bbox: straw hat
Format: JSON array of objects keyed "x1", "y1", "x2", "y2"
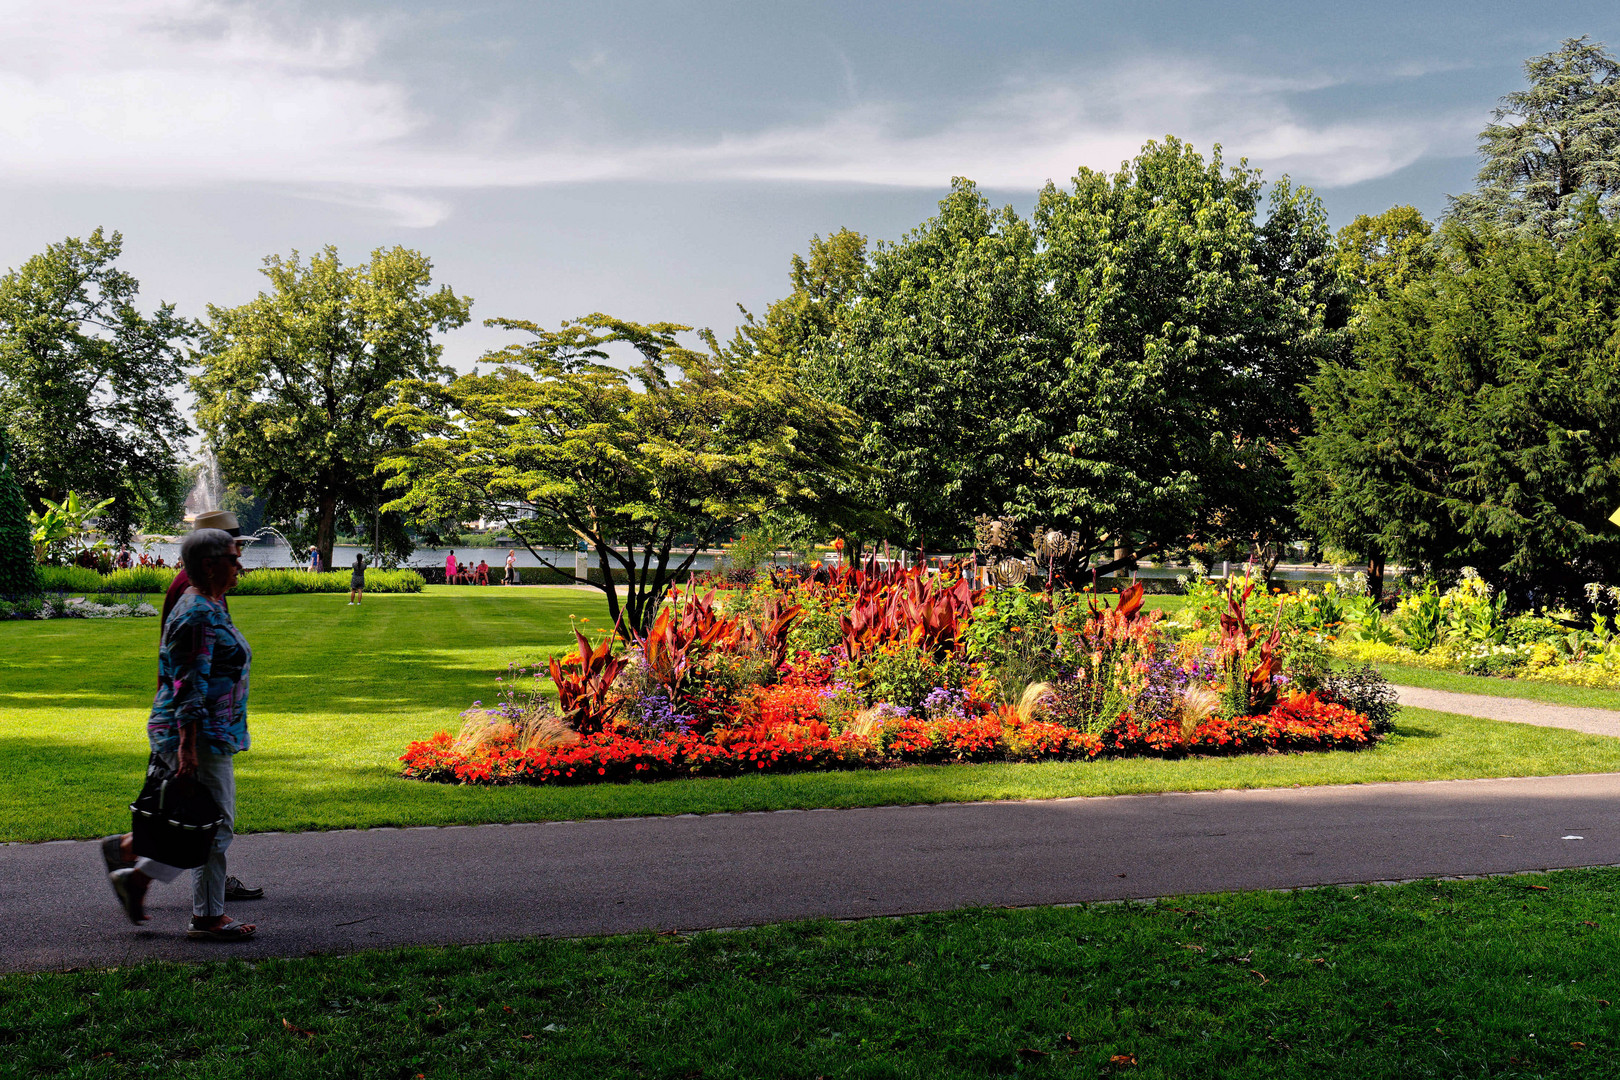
[{"x1": 192, "y1": 510, "x2": 241, "y2": 537}]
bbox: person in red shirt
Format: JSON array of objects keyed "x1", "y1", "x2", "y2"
[{"x1": 161, "y1": 510, "x2": 242, "y2": 628}]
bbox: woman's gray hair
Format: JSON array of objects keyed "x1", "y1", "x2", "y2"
[{"x1": 181, "y1": 528, "x2": 238, "y2": 591}]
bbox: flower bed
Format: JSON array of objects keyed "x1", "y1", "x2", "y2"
[
  {"x1": 401, "y1": 690, "x2": 1371, "y2": 785},
  {"x1": 402, "y1": 562, "x2": 1386, "y2": 787}
]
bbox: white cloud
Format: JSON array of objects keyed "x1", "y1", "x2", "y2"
[{"x1": 0, "y1": 1, "x2": 1481, "y2": 226}]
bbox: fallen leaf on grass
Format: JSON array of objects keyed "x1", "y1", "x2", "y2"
[
  {"x1": 1109, "y1": 1053, "x2": 1137, "y2": 1067},
  {"x1": 1528, "y1": 885, "x2": 1550, "y2": 892},
  {"x1": 1182, "y1": 944, "x2": 1205, "y2": 953},
  {"x1": 1016, "y1": 1048, "x2": 1048, "y2": 1060},
  {"x1": 1599, "y1": 1000, "x2": 1611, "y2": 1007},
  {"x1": 1582, "y1": 921, "x2": 1599, "y2": 927},
  {"x1": 1571, "y1": 1042, "x2": 1586, "y2": 1049},
  {"x1": 1310, "y1": 958, "x2": 1327, "y2": 966},
  {"x1": 281, "y1": 1019, "x2": 316, "y2": 1039},
  {"x1": 1249, "y1": 970, "x2": 1269, "y2": 984}
]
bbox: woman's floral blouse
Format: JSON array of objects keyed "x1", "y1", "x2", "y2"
[{"x1": 148, "y1": 592, "x2": 252, "y2": 754}]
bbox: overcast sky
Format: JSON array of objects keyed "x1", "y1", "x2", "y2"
[{"x1": 2, "y1": 0, "x2": 1616, "y2": 373}]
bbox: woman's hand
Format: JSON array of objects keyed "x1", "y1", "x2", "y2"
[{"x1": 177, "y1": 728, "x2": 199, "y2": 778}]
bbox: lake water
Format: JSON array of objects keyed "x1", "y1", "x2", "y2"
[{"x1": 134, "y1": 541, "x2": 723, "y2": 573}]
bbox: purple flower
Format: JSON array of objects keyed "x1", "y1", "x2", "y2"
[
  {"x1": 921, "y1": 686, "x2": 970, "y2": 721},
  {"x1": 633, "y1": 689, "x2": 696, "y2": 733}
]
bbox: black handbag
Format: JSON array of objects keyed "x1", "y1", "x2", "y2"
[{"x1": 130, "y1": 754, "x2": 224, "y2": 870}]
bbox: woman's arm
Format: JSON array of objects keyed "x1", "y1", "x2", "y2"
[{"x1": 165, "y1": 615, "x2": 217, "y2": 777}]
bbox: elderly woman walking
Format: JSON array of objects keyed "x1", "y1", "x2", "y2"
[{"x1": 104, "y1": 528, "x2": 258, "y2": 940}]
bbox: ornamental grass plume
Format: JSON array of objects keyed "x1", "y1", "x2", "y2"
[
  {"x1": 1017, "y1": 681, "x2": 1056, "y2": 724},
  {"x1": 1177, "y1": 683, "x2": 1221, "y2": 742},
  {"x1": 454, "y1": 703, "x2": 579, "y2": 755}
]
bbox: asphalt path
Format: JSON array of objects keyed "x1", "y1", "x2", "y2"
[{"x1": 6, "y1": 772, "x2": 1620, "y2": 974}]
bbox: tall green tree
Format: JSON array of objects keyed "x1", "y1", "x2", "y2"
[
  {"x1": 1295, "y1": 210, "x2": 1620, "y2": 604},
  {"x1": 790, "y1": 141, "x2": 1344, "y2": 567},
  {"x1": 1451, "y1": 36, "x2": 1620, "y2": 243},
  {"x1": 1035, "y1": 139, "x2": 1345, "y2": 571},
  {"x1": 810, "y1": 179, "x2": 1052, "y2": 552},
  {"x1": 194, "y1": 246, "x2": 472, "y2": 570},
  {"x1": 0, "y1": 228, "x2": 193, "y2": 520},
  {"x1": 1299, "y1": 204, "x2": 1436, "y2": 593},
  {"x1": 379, "y1": 314, "x2": 863, "y2": 634},
  {"x1": 726, "y1": 229, "x2": 892, "y2": 564},
  {"x1": 1335, "y1": 205, "x2": 1436, "y2": 323}
]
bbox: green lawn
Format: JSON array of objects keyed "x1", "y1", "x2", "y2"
[
  {"x1": 1376, "y1": 663, "x2": 1620, "y2": 710},
  {"x1": 7, "y1": 588, "x2": 1620, "y2": 843},
  {"x1": 6, "y1": 870, "x2": 1620, "y2": 1078}
]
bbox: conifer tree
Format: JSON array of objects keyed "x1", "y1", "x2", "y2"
[{"x1": 0, "y1": 433, "x2": 40, "y2": 597}]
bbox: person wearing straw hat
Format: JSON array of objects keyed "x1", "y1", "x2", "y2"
[
  {"x1": 124, "y1": 510, "x2": 264, "y2": 906},
  {"x1": 103, "y1": 528, "x2": 261, "y2": 939},
  {"x1": 160, "y1": 510, "x2": 241, "y2": 628}
]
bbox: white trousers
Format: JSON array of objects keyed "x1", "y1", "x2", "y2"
[{"x1": 134, "y1": 749, "x2": 236, "y2": 917}]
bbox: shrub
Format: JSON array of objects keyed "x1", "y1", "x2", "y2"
[
  {"x1": 31, "y1": 565, "x2": 423, "y2": 596},
  {"x1": 1317, "y1": 663, "x2": 1399, "y2": 735},
  {"x1": 37, "y1": 565, "x2": 104, "y2": 593},
  {"x1": 232, "y1": 568, "x2": 424, "y2": 595},
  {"x1": 102, "y1": 566, "x2": 177, "y2": 593}
]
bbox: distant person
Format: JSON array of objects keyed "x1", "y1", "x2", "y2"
[
  {"x1": 307, "y1": 547, "x2": 321, "y2": 574},
  {"x1": 103, "y1": 528, "x2": 260, "y2": 940},
  {"x1": 476, "y1": 559, "x2": 490, "y2": 586},
  {"x1": 349, "y1": 552, "x2": 366, "y2": 606},
  {"x1": 445, "y1": 549, "x2": 458, "y2": 585},
  {"x1": 503, "y1": 550, "x2": 518, "y2": 585}
]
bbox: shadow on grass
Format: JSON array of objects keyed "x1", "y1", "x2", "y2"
[{"x1": 0, "y1": 738, "x2": 149, "y2": 843}]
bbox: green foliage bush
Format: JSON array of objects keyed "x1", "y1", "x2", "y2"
[
  {"x1": 1318, "y1": 663, "x2": 1399, "y2": 735},
  {"x1": 233, "y1": 569, "x2": 424, "y2": 595},
  {"x1": 37, "y1": 565, "x2": 104, "y2": 593},
  {"x1": 102, "y1": 566, "x2": 177, "y2": 593},
  {"x1": 36, "y1": 565, "x2": 424, "y2": 595}
]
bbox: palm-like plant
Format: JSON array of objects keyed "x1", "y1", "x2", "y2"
[{"x1": 28, "y1": 491, "x2": 115, "y2": 564}]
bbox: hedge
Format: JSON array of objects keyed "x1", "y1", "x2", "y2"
[{"x1": 35, "y1": 566, "x2": 424, "y2": 596}]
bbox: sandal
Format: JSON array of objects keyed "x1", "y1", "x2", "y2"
[
  {"x1": 100, "y1": 835, "x2": 133, "y2": 876},
  {"x1": 187, "y1": 917, "x2": 257, "y2": 941},
  {"x1": 108, "y1": 869, "x2": 149, "y2": 924},
  {"x1": 224, "y1": 876, "x2": 264, "y2": 901}
]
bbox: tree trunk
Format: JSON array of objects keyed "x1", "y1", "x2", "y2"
[
  {"x1": 1367, "y1": 547, "x2": 1386, "y2": 602},
  {"x1": 593, "y1": 539, "x2": 625, "y2": 634},
  {"x1": 315, "y1": 490, "x2": 339, "y2": 574}
]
